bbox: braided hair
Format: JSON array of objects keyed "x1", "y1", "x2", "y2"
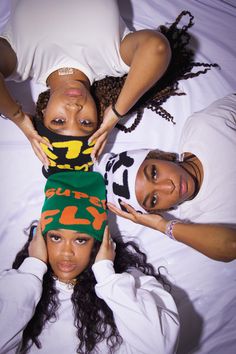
[
  {"x1": 35, "y1": 11, "x2": 218, "y2": 133},
  {"x1": 14, "y1": 224, "x2": 165, "y2": 353}
]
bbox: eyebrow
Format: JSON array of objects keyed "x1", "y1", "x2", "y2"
[{"x1": 142, "y1": 165, "x2": 150, "y2": 208}]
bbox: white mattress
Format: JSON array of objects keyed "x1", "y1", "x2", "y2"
[{"x1": 0, "y1": 1, "x2": 236, "y2": 353}]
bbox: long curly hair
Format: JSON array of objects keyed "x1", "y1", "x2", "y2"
[
  {"x1": 35, "y1": 11, "x2": 218, "y2": 134},
  {"x1": 13, "y1": 224, "x2": 165, "y2": 354}
]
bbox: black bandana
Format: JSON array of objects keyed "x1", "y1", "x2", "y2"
[{"x1": 34, "y1": 119, "x2": 94, "y2": 178}]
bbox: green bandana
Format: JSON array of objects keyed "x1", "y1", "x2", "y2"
[{"x1": 41, "y1": 171, "x2": 107, "y2": 241}]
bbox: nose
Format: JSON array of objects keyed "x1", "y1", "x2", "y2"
[
  {"x1": 61, "y1": 242, "x2": 74, "y2": 257},
  {"x1": 156, "y1": 179, "x2": 175, "y2": 194},
  {"x1": 66, "y1": 102, "x2": 83, "y2": 112}
]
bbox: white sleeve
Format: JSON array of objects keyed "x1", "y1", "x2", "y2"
[
  {"x1": 92, "y1": 260, "x2": 179, "y2": 354},
  {"x1": 0, "y1": 257, "x2": 47, "y2": 353}
]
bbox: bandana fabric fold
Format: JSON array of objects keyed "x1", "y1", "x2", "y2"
[
  {"x1": 34, "y1": 119, "x2": 94, "y2": 178},
  {"x1": 94, "y1": 149, "x2": 151, "y2": 213}
]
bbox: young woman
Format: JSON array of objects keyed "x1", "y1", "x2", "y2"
[
  {"x1": 94, "y1": 94, "x2": 236, "y2": 262},
  {"x1": 0, "y1": 1, "x2": 216, "y2": 167},
  {"x1": 0, "y1": 171, "x2": 179, "y2": 354}
]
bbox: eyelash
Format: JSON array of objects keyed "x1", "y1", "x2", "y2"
[
  {"x1": 51, "y1": 118, "x2": 92, "y2": 127},
  {"x1": 80, "y1": 120, "x2": 92, "y2": 127},
  {"x1": 75, "y1": 238, "x2": 87, "y2": 245},
  {"x1": 51, "y1": 118, "x2": 65, "y2": 125},
  {"x1": 151, "y1": 193, "x2": 158, "y2": 208},
  {"x1": 48, "y1": 234, "x2": 61, "y2": 242},
  {"x1": 151, "y1": 165, "x2": 157, "y2": 180},
  {"x1": 48, "y1": 234, "x2": 88, "y2": 245}
]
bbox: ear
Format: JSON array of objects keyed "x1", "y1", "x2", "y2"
[{"x1": 42, "y1": 108, "x2": 46, "y2": 116}]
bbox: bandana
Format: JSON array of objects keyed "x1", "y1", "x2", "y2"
[
  {"x1": 41, "y1": 171, "x2": 107, "y2": 241},
  {"x1": 94, "y1": 149, "x2": 151, "y2": 213},
  {"x1": 34, "y1": 119, "x2": 94, "y2": 178}
]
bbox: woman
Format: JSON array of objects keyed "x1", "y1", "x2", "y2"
[
  {"x1": 94, "y1": 94, "x2": 236, "y2": 262},
  {"x1": 0, "y1": 1, "x2": 216, "y2": 167},
  {"x1": 0, "y1": 171, "x2": 179, "y2": 354}
]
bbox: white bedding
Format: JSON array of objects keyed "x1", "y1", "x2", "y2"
[{"x1": 0, "y1": 1, "x2": 236, "y2": 353}]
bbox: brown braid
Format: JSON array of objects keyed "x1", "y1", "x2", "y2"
[{"x1": 35, "y1": 11, "x2": 219, "y2": 133}]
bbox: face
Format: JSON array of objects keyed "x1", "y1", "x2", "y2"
[
  {"x1": 43, "y1": 80, "x2": 98, "y2": 136},
  {"x1": 135, "y1": 159, "x2": 196, "y2": 211},
  {"x1": 46, "y1": 229, "x2": 95, "y2": 283}
]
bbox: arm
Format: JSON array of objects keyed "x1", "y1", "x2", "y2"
[
  {"x1": 93, "y1": 226, "x2": 179, "y2": 354},
  {"x1": 0, "y1": 39, "x2": 51, "y2": 165},
  {"x1": 89, "y1": 30, "x2": 171, "y2": 159},
  {"x1": 107, "y1": 202, "x2": 236, "y2": 262},
  {"x1": 0, "y1": 223, "x2": 48, "y2": 353},
  {"x1": 0, "y1": 258, "x2": 47, "y2": 353},
  {"x1": 92, "y1": 262, "x2": 179, "y2": 354}
]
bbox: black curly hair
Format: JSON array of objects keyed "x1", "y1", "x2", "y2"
[
  {"x1": 35, "y1": 11, "x2": 218, "y2": 134},
  {"x1": 13, "y1": 223, "x2": 165, "y2": 353}
]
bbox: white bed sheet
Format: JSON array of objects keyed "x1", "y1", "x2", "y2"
[{"x1": 0, "y1": 1, "x2": 236, "y2": 353}]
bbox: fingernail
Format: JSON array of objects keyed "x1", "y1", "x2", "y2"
[
  {"x1": 49, "y1": 146, "x2": 53, "y2": 151},
  {"x1": 44, "y1": 164, "x2": 48, "y2": 172},
  {"x1": 33, "y1": 228, "x2": 37, "y2": 236}
]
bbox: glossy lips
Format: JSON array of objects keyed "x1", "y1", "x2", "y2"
[
  {"x1": 180, "y1": 176, "x2": 188, "y2": 198},
  {"x1": 57, "y1": 261, "x2": 77, "y2": 273},
  {"x1": 65, "y1": 88, "x2": 82, "y2": 97}
]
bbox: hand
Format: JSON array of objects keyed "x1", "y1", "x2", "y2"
[
  {"x1": 95, "y1": 226, "x2": 116, "y2": 263},
  {"x1": 15, "y1": 112, "x2": 52, "y2": 166},
  {"x1": 107, "y1": 201, "x2": 167, "y2": 233},
  {"x1": 28, "y1": 222, "x2": 48, "y2": 264},
  {"x1": 89, "y1": 105, "x2": 119, "y2": 160}
]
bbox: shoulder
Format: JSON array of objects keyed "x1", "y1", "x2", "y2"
[
  {"x1": 183, "y1": 94, "x2": 236, "y2": 137},
  {"x1": 0, "y1": 38, "x2": 17, "y2": 77}
]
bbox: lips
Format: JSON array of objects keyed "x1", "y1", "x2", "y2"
[
  {"x1": 65, "y1": 88, "x2": 82, "y2": 97},
  {"x1": 180, "y1": 176, "x2": 188, "y2": 198},
  {"x1": 57, "y1": 261, "x2": 77, "y2": 273}
]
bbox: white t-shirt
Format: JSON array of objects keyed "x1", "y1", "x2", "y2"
[
  {"x1": 0, "y1": 257, "x2": 179, "y2": 354},
  {"x1": 1, "y1": 0, "x2": 130, "y2": 85},
  {"x1": 176, "y1": 93, "x2": 236, "y2": 226},
  {"x1": 94, "y1": 94, "x2": 236, "y2": 235}
]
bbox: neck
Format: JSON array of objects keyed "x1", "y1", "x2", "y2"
[
  {"x1": 46, "y1": 68, "x2": 90, "y2": 91},
  {"x1": 181, "y1": 152, "x2": 204, "y2": 199}
]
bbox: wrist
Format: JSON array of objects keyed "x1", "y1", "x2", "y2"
[
  {"x1": 165, "y1": 220, "x2": 181, "y2": 240},
  {"x1": 10, "y1": 104, "x2": 25, "y2": 123},
  {"x1": 156, "y1": 218, "x2": 168, "y2": 233},
  {"x1": 111, "y1": 103, "x2": 127, "y2": 119}
]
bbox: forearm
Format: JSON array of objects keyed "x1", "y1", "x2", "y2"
[
  {"x1": 116, "y1": 32, "x2": 171, "y2": 115},
  {"x1": 92, "y1": 260, "x2": 179, "y2": 354},
  {"x1": 161, "y1": 221, "x2": 236, "y2": 262}
]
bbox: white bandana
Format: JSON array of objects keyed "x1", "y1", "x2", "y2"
[{"x1": 94, "y1": 150, "x2": 151, "y2": 213}]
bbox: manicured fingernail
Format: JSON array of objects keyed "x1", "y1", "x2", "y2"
[
  {"x1": 49, "y1": 146, "x2": 53, "y2": 151},
  {"x1": 44, "y1": 164, "x2": 48, "y2": 172},
  {"x1": 33, "y1": 228, "x2": 37, "y2": 236}
]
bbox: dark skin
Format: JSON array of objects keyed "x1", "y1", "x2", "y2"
[
  {"x1": 108, "y1": 153, "x2": 236, "y2": 262},
  {"x1": 0, "y1": 27, "x2": 172, "y2": 165}
]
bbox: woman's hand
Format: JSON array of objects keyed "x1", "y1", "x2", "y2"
[
  {"x1": 15, "y1": 112, "x2": 51, "y2": 166},
  {"x1": 89, "y1": 105, "x2": 119, "y2": 161},
  {"x1": 107, "y1": 201, "x2": 167, "y2": 233},
  {"x1": 28, "y1": 222, "x2": 48, "y2": 264},
  {"x1": 95, "y1": 226, "x2": 116, "y2": 263}
]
